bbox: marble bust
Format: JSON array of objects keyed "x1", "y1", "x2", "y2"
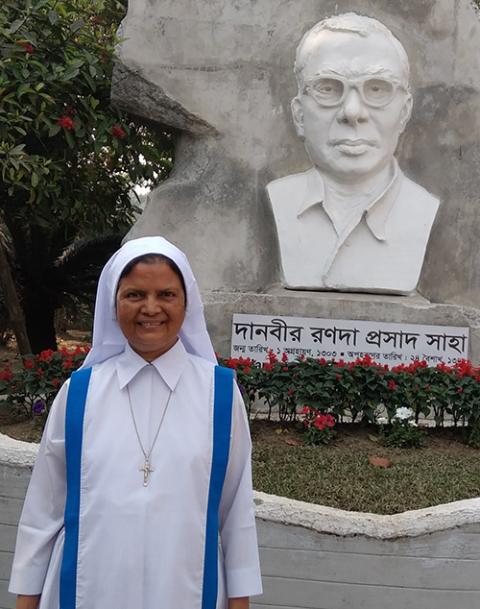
[{"x1": 267, "y1": 13, "x2": 440, "y2": 294}]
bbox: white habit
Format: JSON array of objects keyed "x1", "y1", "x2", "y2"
[{"x1": 9, "y1": 340, "x2": 262, "y2": 609}]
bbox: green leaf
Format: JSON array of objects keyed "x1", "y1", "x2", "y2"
[
  {"x1": 48, "y1": 124, "x2": 61, "y2": 137},
  {"x1": 17, "y1": 84, "x2": 34, "y2": 98},
  {"x1": 10, "y1": 144, "x2": 25, "y2": 155},
  {"x1": 70, "y1": 19, "x2": 85, "y2": 33},
  {"x1": 65, "y1": 129, "x2": 75, "y2": 149},
  {"x1": 8, "y1": 19, "x2": 25, "y2": 34},
  {"x1": 31, "y1": 172, "x2": 39, "y2": 187},
  {"x1": 48, "y1": 10, "x2": 58, "y2": 25}
]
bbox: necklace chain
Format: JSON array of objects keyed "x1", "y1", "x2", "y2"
[{"x1": 126, "y1": 381, "x2": 173, "y2": 487}]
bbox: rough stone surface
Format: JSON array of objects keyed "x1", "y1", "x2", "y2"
[
  {"x1": 254, "y1": 491, "x2": 480, "y2": 539},
  {"x1": 0, "y1": 434, "x2": 36, "y2": 468},
  {"x1": 203, "y1": 287, "x2": 480, "y2": 362},
  {"x1": 113, "y1": 0, "x2": 480, "y2": 310}
]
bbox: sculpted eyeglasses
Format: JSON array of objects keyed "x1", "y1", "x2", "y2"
[{"x1": 302, "y1": 75, "x2": 407, "y2": 109}]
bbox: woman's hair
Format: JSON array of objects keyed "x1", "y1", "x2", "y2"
[{"x1": 117, "y1": 253, "x2": 187, "y2": 307}]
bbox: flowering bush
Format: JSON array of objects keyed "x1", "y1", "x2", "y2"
[
  {"x1": 0, "y1": 0, "x2": 173, "y2": 352},
  {"x1": 0, "y1": 347, "x2": 89, "y2": 417},
  {"x1": 378, "y1": 407, "x2": 424, "y2": 449},
  {"x1": 301, "y1": 406, "x2": 336, "y2": 445},
  {"x1": 221, "y1": 353, "x2": 480, "y2": 447}
]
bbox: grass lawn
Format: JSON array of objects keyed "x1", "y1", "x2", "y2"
[
  {"x1": 251, "y1": 420, "x2": 480, "y2": 515},
  {"x1": 1, "y1": 390, "x2": 479, "y2": 515}
]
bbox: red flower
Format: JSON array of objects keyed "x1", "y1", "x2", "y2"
[
  {"x1": 287, "y1": 388, "x2": 294, "y2": 397},
  {"x1": 57, "y1": 116, "x2": 74, "y2": 130},
  {"x1": 263, "y1": 362, "x2": 273, "y2": 372},
  {"x1": 16, "y1": 40, "x2": 34, "y2": 54},
  {"x1": 281, "y1": 352, "x2": 288, "y2": 363},
  {"x1": 282, "y1": 366, "x2": 289, "y2": 372},
  {"x1": 39, "y1": 349, "x2": 54, "y2": 362},
  {"x1": 0, "y1": 368, "x2": 12, "y2": 382},
  {"x1": 24, "y1": 359, "x2": 34, "y2": 369},
  {"x1": 111, "y1": 125, "x2": 126, "y2": 139},
  {"x1": 457, "y1": 386, "x2": 464, "y2": 394},
  {"x1": 267, "y1": 350, "x2": 278, "y2": 364},
  {"x1": 387, "y1": 380, "x2": 397, "y2": 391},
  {"x1": 51, "y1": 378, "x2": 61, "y2": 387},
  {"x1": 63, "y1": 358, "x2": 74, "y2": 370},
  {"x1": 301, "y1": 405, "x2": 310, "y2": 415},
  {"x1": 243, "y1": 366, "x2": 251, "y2": 375},
  {"x1": 314, "y1": 415, "x2": 327, "y2": 431},
  {"x1": 324, "y1": 414, "x2": 335, "y2": 428}
]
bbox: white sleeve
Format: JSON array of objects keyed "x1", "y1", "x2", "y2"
[
  {"x1": 219, "y1": 383, "x2": 262, "y2": 598},
  {"x1": 9, "y1": 380, "x2": 69, "y2": 595}
]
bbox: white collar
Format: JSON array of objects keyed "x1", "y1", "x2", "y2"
[
  {"x1": 296, "y1": 161, "x2": 402, "y2": 241},
  {"x1": 116, "y1": 339, "x2": 188, "y2": 391}
]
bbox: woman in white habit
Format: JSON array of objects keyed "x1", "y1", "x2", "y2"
[{"x1": 9, "y1": 236, "x2": 262, "y2": 609}]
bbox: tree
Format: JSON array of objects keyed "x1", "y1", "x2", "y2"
[{"x1": 0, "y1": 0, "x2": 172, "y2": 353}]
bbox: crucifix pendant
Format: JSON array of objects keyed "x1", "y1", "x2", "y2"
[{"x1": 140, "y1": 458, "x2": 154, "y2": 486}]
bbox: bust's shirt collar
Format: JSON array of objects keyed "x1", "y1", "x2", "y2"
[
  {"x1": 296, "y1": 160, "x2": 402, "y2": 242},
  {"x1": 116, "y1": 339, "x2": 188, "y2": 391}
]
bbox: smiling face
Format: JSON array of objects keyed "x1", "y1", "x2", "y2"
[
  {"x1": 292, "y1": 29, "x2": 412, "y2": 181},
  {"x1": 116, "y1": 260, "x2": 186, "y2": 361}
]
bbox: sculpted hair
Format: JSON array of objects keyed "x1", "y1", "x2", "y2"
[
  {"x1": 117, "y1": 253, "x2": 187, "y2": 307},
  {"x1": 294, "y1": 13, "x2": 411, "y2": 93}
]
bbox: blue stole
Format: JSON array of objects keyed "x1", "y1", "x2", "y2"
[{"x1": 60, "y1": 364, "x2": 234, "y2": 609}]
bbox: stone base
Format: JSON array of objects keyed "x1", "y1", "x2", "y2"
[{"x1": 202, "y1": 286, "x2": 480, "y2": 363}]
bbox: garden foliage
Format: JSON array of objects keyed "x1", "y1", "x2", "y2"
[
  {"x1": 0, "y1": 346, "x2": 88, "y2": 418},
  {"x1": 1, "y1": 350, "x2": 480, "y2": 447},
  {"x1": 0, "y1": 0, "x2": 173, "y2": 351},
  {"x1": 222, "y1": 353, "x2": 480, "y2": 447}
]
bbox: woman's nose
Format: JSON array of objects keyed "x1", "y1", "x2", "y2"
[
  {"x1": 142, "y1": 295, "x2": 161, "y2": 314},
  {"x1": 337, "y1": 87, "x2": 369, "y2": 124}
]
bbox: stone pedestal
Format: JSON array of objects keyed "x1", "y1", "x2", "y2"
[{"x1": 203, "y1": 287, "x2": 480, "y2": 363}]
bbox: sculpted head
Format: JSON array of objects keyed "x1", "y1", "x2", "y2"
[{"x1": 292, "y1": 13, "x2": 413, "y2": 181}]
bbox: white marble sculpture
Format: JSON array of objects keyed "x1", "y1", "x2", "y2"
[{"x1": 267, "y1": 13, "x2": 440, "y2": 294}]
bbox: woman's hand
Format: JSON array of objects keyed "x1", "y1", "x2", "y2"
[
  {"x1": 228, "y1": 597, "x2": 249, "y2": 609},
  {"x1": 15, "y1": 595, "x2": 40, "y2": 609}
]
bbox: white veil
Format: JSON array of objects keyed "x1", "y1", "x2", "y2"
[{"x1": 81, "y1": 236, "x2": 216, "y2": 368}]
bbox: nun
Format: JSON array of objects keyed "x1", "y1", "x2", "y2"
[{"x1": 9, "y1": 236, "x2": 262, "y2": 609}]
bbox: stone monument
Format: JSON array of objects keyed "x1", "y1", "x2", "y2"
[
  {"x1": 267, "y1": 14, "x2": 439, "y2": 294},
  {"x1": 112, "y1": 1, "x2": 480, "y2": 361}
]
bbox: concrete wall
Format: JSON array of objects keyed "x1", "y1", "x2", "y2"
[
  {"x1": 1, "y1": 437, "x2": 480, "y2": 609},
  {"x1": 113, "y1": 0, "x2": 480, "y2": 309},
  {"x1": 0, "y1": 463, "x2": 29, "y2": 609},
  {"x1": 254, "y1": 519, "x2": 480, "y2": 609}
]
